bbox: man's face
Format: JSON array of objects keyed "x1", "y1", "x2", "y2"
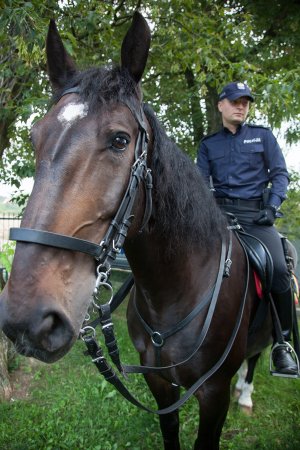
[{"x1": 218, "y1": 97, "x2": 250, "y2": 127}]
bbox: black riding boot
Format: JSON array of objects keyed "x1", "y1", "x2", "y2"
[{"x1": 271, "y1": 289, "x2": 299, "y2": 377}]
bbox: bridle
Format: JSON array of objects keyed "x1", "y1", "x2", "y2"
[
  {"x1": 8, "y1": 87, "x2": 250, "y2": 415},
  {"x1": 10, "y1": 86, "x2": 153, "y2": 277}
]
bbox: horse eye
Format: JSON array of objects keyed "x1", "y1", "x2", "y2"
[{"x1": 111, "y1": 135, "x2": 130, "y2": 151}]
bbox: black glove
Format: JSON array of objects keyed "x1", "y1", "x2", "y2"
[{"x1": 253, "y1": 206, "x2": 276, "y2": 226}]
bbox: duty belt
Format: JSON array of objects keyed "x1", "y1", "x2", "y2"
[{"x1": 216, "y1": 197, "x2": 263, "y2": 209}]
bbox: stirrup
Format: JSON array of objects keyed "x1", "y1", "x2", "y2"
[{"x1": 270, "y1": 342, "x2": 300, "y2": 378}]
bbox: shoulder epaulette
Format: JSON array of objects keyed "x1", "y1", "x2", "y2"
[
  {"x1": 201, "y1": 130, "x2": 221, "y2": 142},
  {"x1": 247, "y1": 123, "x2": 270, "y2": 130}
]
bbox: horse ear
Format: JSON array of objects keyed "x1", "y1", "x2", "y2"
[
  {"x1": 46, "y1": 19, "x2": 77, "y2": 90},
  {"x1": 121, "y1": 11, "x2": 151, "y2": 84}
]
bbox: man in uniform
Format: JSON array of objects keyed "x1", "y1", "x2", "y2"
[{"x1": 197, "y1": 81, "x2": 298, "y2": 377}]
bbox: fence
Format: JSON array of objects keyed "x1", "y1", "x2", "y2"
[
  {"x1": 0, "y1": 213, "x2": 21, "y2": 251},
  {"x1": 0, "y1": 213, "x2": 22, "y2": 285}
]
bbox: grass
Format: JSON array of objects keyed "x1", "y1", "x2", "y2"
[{"x1": 0, "y1": 271, "x2": 299, "y2": 450}]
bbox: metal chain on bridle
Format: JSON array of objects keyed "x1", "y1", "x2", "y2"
[{"x1": 9, "y1": 86, "x2": 153, "y2": 373}]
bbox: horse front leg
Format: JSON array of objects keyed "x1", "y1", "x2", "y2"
[
  {"x1": 144, "y1": 373, "x2": 181, "y2": 450},
  {"x1": 194, "y1": 377, "x2": 231, "y2": 450}
]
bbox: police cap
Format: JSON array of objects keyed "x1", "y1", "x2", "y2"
[{"x1": 219, "y1": 82, "x2": 254, "y2": 102}]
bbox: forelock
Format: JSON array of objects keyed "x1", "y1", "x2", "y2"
[{"x1": 51, "y1": 65, "x2": 140, "y2": 112}]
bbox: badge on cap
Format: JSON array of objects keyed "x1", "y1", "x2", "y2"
[{"x1": 237, "y1": 82, "x2": 246, "y2": 90}]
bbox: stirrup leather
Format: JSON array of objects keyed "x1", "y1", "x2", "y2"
[{"x1": 270, "y1": 342, "x2": 300, "y2": 378}]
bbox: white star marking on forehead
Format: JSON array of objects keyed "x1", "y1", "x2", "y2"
[{"x1": 58, "y1": 102, "x2": 88, "y2": 128}]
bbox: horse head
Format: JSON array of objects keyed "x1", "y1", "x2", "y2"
[{"x1": 0, "y1": 12, "x2": 151, "y2": 363}]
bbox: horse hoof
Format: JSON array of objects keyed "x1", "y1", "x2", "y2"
[{"x1": 239, "y1": 405, "x2": 253, "y2": 415}]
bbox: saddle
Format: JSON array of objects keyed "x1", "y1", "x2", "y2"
[
  {"x1": 237, "y1": 230, "x2": 274, "y2": 295},
  {"x1": 225, "y1": 213, "x2": 273, "y2": 295},
  {"x1": 232, "y1": 225, "x2": 274, "y2": 337}
]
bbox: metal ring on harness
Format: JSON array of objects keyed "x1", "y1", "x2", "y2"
[
  {"x1": 93, "y1": 281, "x2": 114, "y2": 308},
  {"x1": 151, "y1": 331, "x2": 164, "y2": 347},
  {"x1": 79, "y1": 326, "x2": 96, "y2": 341}
]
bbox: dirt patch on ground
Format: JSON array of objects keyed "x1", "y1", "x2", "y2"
[{"x1": 9, "y1": 357, "x2": 45, "y2": 402}]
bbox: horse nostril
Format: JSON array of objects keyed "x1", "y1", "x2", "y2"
[{"x1": 32, "y1": 309, "x2": 74, "y2": 353}]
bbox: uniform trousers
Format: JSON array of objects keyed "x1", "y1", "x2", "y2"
[{"x1": 220, "y1": 205, "x2": 290, "y2": 294}]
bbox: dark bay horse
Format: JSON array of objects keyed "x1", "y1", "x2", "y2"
[{"x1": 0, "y1": 12, "x2": 289, "y2": 450}]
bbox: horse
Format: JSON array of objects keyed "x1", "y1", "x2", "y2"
[{"x1": 0, "y1": 12, "x2": 297, "y2": 450}]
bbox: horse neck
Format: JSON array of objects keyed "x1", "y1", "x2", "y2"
[
  {"x1": 124, "y1": 230, "x2": 221, "y2": 310},
  {"x1": 124, "y1": 109, "x2": 225, "y2": 307}
]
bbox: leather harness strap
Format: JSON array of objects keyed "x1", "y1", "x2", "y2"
[
  {"x1": 83, "y1": 233, "x2": 250, "y2": 414},
  {"x1": 125, "y1": 237, "x2": 227, "y2": 373}
]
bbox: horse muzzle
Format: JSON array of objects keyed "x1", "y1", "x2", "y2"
[{"x1": 0, "y1": 293, "x2": 76, "y2": 363}]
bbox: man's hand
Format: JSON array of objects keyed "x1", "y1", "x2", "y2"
[{"x1": 253, "y1": 206, "x2": 276, "y2": 226}]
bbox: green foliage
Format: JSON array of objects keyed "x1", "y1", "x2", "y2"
[
  {"x1": 0, "y1": 0, "x2": 56, "y2": 188},
  {"x1": 1, "y1": 0, "x2": 300, "y2": 176},
  {"x1": 0, "y1": 242, "x2": 15, "y2": 273},
  {"x1": 277, "y1": 170, "x2": 300, "y2": 239},
  {"x1": 9, "y1": 191, "x2": 30, "y2": 211}
]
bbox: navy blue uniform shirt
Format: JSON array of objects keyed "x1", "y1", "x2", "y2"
[{"x1": 197, "y1": 123, "x2": 289, "y2": 208}]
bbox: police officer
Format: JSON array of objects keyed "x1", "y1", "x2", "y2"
[{"x1": 197, "y1": 81, "x2": 298, "y2": 377}]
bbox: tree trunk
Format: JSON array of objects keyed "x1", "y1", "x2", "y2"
[
  {"x1": 0, "y1": 275, "x2": 13, "y2": 400},
  {"x1": 184, "y1": 67, "x2": 205, "y2": 145},
  {"x1": 0, "y1": 120, "x2": 11, "y2": 161},
  {"x1": 0, "y1": 74, "x2": 18, "y2": 161},
  {"x1": 205, "y1": 85, "x2": 222, "y2": 134},
  {"x1": 0, "y1": 331, "x2": 12, "y2": 401}
]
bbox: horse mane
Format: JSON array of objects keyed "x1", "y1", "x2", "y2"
[
  {"x1": 51, "y1": 65, "x2": 226, "y2": 253},
  {"x1": 143, "y1": 103, "x2": 226, "y2": 253}
]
